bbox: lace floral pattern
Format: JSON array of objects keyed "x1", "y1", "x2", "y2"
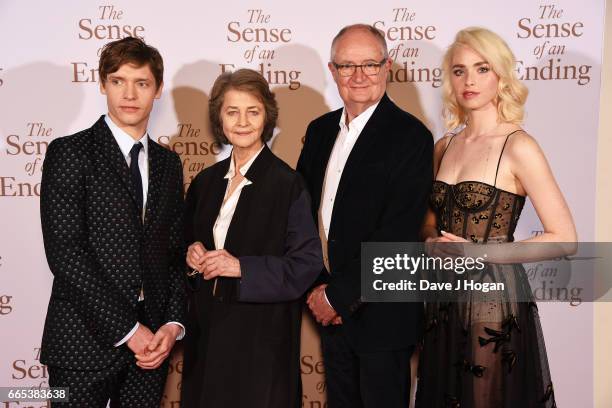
[
  {"x1": 430, "y1": 181, "x2": 525, "y2": 244},
  {"x1": 416, "y1": 181, "x2": 555, "y2": 408}
]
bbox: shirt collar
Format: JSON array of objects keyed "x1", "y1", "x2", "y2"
[
  {"x1": 338, "y1": 101, "x2": 380, "y2": 134},
  {"x1": 224, "y1": 144, "x2": 266, "y2": 181},
  {"x1": 104, "y1": 114, "x2": 149, "y2": 158}
]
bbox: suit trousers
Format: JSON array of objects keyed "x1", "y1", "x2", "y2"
[
  {"x1": 48, "y1": 358, "x2": 168, "y2": 408},
  {"x1": 321, "y1": 325, "x2": 414, "y2": 408},
  {"x1": 48, "y1": 302, "x2": 168, "y2": 408}
]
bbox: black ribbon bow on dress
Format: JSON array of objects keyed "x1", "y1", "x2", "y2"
[
  {"x1": 540, "y1": 383, "x2": 557, "y2": 408},
  {"x1": 444, "y1": 394, "x2": 461, "y2": 408},
  {"x1": 454, "y1": 359, "x2": 486, "y2": 377},
  {"x1": 425, "y1": 303, "x2": 451, "y2": 335},
  {"x1": 425, "y1": 317, "x2": 438, "y2": 333},
  {"x1": 501, "y1": 349, "x2": 517, "y2": 373},
  {"x1": 478, "y1": 314, "x2": 522, "y2": 352},
  {"x1": 503, "y1": 314, "x2": 521, "y2": 332},
  {"x1": 478, "y1": 327, "x2": 510, "y2": 352}
]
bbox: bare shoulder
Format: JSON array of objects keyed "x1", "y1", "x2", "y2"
[
  {"x1": 505, "y1": 129, "x2": 546, "y2": 163},
  {"x1": 434, "y1": 132, "x2": 456, "y2": 157},
  {"x1": 433, "y1": 132, "x2": 460, "y2": 174}
]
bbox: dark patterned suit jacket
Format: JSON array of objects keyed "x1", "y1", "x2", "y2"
[{"x1": 40, "y1": 116, "x2": 186, "y2": 371}]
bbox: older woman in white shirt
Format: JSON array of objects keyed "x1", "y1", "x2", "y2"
[{"x1": 180, "y1": 68, "x2": 322, "y2": 408}]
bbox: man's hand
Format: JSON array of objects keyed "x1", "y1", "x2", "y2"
[
  {"x1": 126, "y1": 324, "x2": 154, "y2": 356},
  {"x1": 200, "y1": 249, "x2": 241, "y2": 280},
  {"x1": 135, "y1": 324, "x2": 181, "y2": 370},
  {"x1": 307, "y1": 284, "x2": 339, "y2": 326}
]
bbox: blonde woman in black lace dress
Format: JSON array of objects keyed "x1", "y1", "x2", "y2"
[{"x1": 415, "y1": 27, "x2": 577, "y2": 408}]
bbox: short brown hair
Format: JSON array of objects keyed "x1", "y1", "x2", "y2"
[
  {"x1": 209, "y1": 69, "x2": 278, "y2": 145},
  {"x1": 99, "y1": 37, "x2": 163, "y2": 89}
]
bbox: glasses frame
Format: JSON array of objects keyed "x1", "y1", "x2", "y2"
[{"x1": 331, "y1": 58, "x2": 388, "y2": 77}]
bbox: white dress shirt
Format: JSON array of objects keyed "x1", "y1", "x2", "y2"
[
  {"x1": 320, "y1": 102, "x2": 379, "y2": 238},
  {"x1": 104, "y1": 115, "x2": 149, "y2": 219},
  {"x1": 214, "y1": 145, "x2": 265, "y2": 249},
  {"x1": 319, "y1": 103, "x2": 379, "y2": 308},
  {"x1": 104, "y1": 115, "x2": 185, "y2": 346}
]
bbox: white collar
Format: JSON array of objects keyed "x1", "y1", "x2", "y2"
[
  {"x1": 104, "y1": 114, "x2": 149, "y2": 158},
  {"x1": 338, "y1": 101, "x2": 380, "y2": 134},
  {"x1": 224, "y1": 145, "x2": 266, "y2": 181}
]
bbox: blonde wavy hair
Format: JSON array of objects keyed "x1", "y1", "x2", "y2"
[{"x1": 442, "y1": 27, "x2": 528, "y2": 130}]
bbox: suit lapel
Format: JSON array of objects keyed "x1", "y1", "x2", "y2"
[
  {"x1": 330, "y1": 94, "x2": 390, "y2": 229},
  {"x1": 223, "y1": 146, "x2": 274, "y2": 254},
  {"x1": 312, "y1": 110, "x2": 342, "y2": 210},
  {"x1": 144, "y1": 140, "x2": 166, "y2": 232},
  {"x1": 94, "y1": 117, "x2": 141, "y2": 213},
  {"x1": 223, "y1": 183, "x2": 254, "y2": 254}
]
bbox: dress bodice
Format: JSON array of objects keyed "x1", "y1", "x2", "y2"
[
  {"x1": 430, "y1": 129, "x2": 526, "y2": 243},
  {"x1": 430, "y1": 180, "x2": 525, "y2": 243}
]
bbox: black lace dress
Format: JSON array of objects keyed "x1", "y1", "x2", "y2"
[{"x1": 415, "y1": 131, "x2": 557, "y2": 408}]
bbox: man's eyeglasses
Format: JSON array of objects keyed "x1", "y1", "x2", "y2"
[{"x1": 332, "y1": 58, "x2": 388, "y2": 77}]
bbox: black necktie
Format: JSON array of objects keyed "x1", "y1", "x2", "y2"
[{"x1": 129, "y1": 142, "x2": 143, "y2": 217}]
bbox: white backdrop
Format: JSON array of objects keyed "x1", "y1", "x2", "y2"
[{"x1": 0, "y1": 1, "x2": 605, "y2": 406}]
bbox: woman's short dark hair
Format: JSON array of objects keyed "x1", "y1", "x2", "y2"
[
  {"x1": 209, "y1": 69, "x2": 279, "y2": 145},
  {"x1": 99, "y1": 37, "x2": 163, "y2": 89}
]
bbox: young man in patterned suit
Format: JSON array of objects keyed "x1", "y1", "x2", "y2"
[{"x1": 40, "y1": 37, "x2": 186, "y2": 407}]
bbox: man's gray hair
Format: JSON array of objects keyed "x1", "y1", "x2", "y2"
[{"x1": 330, "y1": 23, "x2": 389, "y2": 61}]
